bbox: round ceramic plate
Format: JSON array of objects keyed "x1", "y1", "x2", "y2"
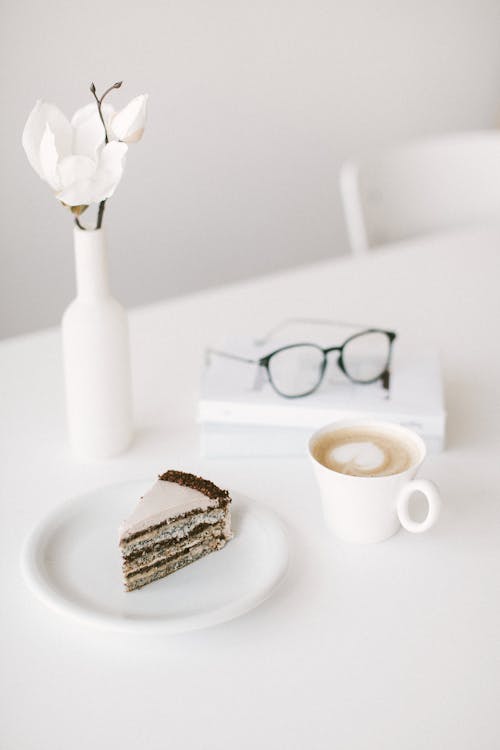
[{"x1": 21, "y1": 480, "x2": 288, "y2": 634}]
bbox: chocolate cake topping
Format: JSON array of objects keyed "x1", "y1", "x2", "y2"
[{"x1": 159, "y1": 470, "x2": 230, "y2": 501}]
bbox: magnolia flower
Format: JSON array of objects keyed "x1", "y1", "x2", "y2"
[
  {"x1": 110, "y1": 95, "x2": 148, "y2": 143},
  {"x1": 22, "y1": 93, "x2": 148, "y2": 208}
]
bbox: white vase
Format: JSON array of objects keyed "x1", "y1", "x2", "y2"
[{"x1": 62, "y1": 226, "x2": 133, "y2": 460}]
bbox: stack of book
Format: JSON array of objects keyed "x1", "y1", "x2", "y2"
[{"x1": 198, "y1": 334, "x2": 446, "y2": 458}]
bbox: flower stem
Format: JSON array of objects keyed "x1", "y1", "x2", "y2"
[
  {"x1": 90, "y1": 84, "x2": 109, "y2": 144},
  {"x1": 90, "y1": 80, "x2": 122, "y2": 144},
  {"x1": 88, "y1": 81, "x2": 123, "y2": 230},
  {"x1": 96, "y1": 200, "x2": 106, "y2": 229}
]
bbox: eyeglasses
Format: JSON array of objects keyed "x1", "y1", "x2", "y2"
[{"x1": 207, "y1": 319, "x2": 397, "y2": 399}]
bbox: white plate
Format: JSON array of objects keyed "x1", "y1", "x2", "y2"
[{"x1": 22, "y1": 480, "x2": 288, "y2": 634}]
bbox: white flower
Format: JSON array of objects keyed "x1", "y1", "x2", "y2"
[
  {"x1": 110, "y1": 95, "x2": 148, "y2": 143},
  {"x1": 70, "y1": 101, "x2": 115, "y2": 159},
  {"x1": 22, "y1": 93, "x2": 147, "y2": 207}
]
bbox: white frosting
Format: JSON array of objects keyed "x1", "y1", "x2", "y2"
[{"x1": 119, "y1": 479, "x2": 218, "y2": 541}]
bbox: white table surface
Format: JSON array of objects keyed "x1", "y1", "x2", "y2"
[{"x1": 1, "y1": 226, "x2": 499, "y2": 750}]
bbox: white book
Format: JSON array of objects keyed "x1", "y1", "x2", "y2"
[
  {"x1": 198, "y1": 335, "x2": 446, "y2": 442},
  {"x1": 200, "y1": 422, "x2": 445, "y2": 458}
]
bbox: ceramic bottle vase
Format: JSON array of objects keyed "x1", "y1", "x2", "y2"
[{"x1": 62, "y1": 226, "x2": 133, "y2": 459}]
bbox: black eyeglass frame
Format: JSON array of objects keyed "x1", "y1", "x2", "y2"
[{"x1": 208, "y1": 328, "x2": 397, "y2": 399}]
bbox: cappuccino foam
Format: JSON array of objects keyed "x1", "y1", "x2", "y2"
[{"x1": 312, "y1": 426, "x2": 420, "y2": 478}]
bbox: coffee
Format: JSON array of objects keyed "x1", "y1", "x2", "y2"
[{"x1": 312, "y1": 425, "x2": 420, "y2": 477}]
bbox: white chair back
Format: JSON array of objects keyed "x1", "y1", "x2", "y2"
[{"x1": 340, "y1": 131, "x2": 500, "y2": 255}]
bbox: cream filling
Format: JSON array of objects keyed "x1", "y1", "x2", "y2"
[
  {"x1": 123, "y1": 520, "x2": 229, "y2": 574},
  {"x1": 121, "y1": 508, "x2": 227, "y2": 555},
  {"x1": 125, "y1": 537, "x2": 228, "y2": 590}
]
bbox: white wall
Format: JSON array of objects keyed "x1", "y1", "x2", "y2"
[{"x1": 1, "y1": 0, "x2": 500, "y2": 338}]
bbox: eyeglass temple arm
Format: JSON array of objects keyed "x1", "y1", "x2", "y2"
[
  {"x1": 256, "y1": 317, "x2": 381, "y2": 345},
  {"x1": 205, "y1": 348, "x2": 260, "y2": 365}
]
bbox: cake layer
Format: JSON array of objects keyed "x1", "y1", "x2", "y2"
[
  {"x1": 119, "y1": 470, "x2": 232, "y2": 592},
  {"x1": 122, "y1": 520, "x2": 227, "y2": 574},
  {"x1": 124, "y1": 535, "x2": 228, "y2": 591},
  {"x1": 120, "y1": 507, "x2": 227, "y2": 556}
]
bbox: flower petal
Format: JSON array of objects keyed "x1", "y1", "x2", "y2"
[
  {"x1": 90, "y1": 141, "x2": 128, "y2": 200},
  {"x1": 110, "y1": 94, "x2": 148, "y2": 143},
  {"x1": 57, "y1": 179, "x2": 96, "y2": 208},
  {"x1": 56, "y1": 155, "x2": 97, "y2": 206},
  {"x1": 56, "y1": 142, "x2": 127, "y2": 206},
  {"x1": 22, "y1": 100, "x2": 72, "y2": 179},
  {"x1": 71, "y1": 102, "x2": 115, "y2": 158},
  {"x1": 39, "y1": 124, "x2": 61, "y2": 190},
  {"x1": 58, "y1": 154, "x2": 96, "y2": 185}
]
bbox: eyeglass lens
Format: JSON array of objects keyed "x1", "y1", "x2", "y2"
[
  {"x1": 268, "y1": 345, "x2": 325, "y2": 397},
  {"x1": 341, "y1": 331, "x2": 391, "y2": 382},
  {"x1": 267, "y1": 332, "x2": 391, "y2": 396}
]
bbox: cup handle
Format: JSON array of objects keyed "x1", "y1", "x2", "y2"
[{"x1": 397, "y1": 479, "x2": 441, "y2": 533}]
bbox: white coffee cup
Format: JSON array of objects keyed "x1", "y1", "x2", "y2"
[{"x1": 308, "y1": 419, "x2": 441, "y2": 543}]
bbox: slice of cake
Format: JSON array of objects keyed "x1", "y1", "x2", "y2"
[{"x1": 119, "y1": 470, "x2": 232, "y2": 591}]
